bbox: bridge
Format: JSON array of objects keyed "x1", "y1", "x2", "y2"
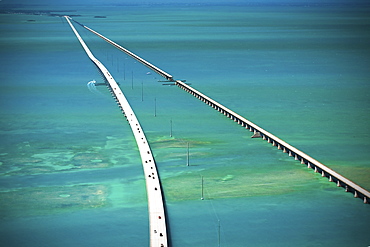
[
  {"x1": 71, "y1": 17, "x2": 370, "y2": 204},
  {"x1": 65, "y1": 16, "x2": 168, "y2": 247},
  {"x1": 175, "y1": 80, "x2": 370, "y2": 204}
]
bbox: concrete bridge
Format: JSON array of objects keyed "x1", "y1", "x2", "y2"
[
  {"x1": 175, "y1": 80, "x2": 370, "y2": 204},
  {"x1": 65, "y1": 16, "x2": 169, "y2": 247},
  {"x1": 76, "y1": 18, "x2": 370, "y2": 204}
]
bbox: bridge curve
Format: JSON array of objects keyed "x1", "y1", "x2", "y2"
[{"x1": 65, "y1": 16, "x2": 169, "y2": 247}]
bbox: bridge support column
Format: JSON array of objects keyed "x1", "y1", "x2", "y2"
[{"x1": 251, "y1": 131, "x2": 262, "y2": 138}]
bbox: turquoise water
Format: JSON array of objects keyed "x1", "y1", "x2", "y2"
[{"x1": 0, "y1": 4, "x2": 369, "y2": 246}]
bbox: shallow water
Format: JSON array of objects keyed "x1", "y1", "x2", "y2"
[{"x1": 0, "y1": 4, "x2": 369, "y2": 246}]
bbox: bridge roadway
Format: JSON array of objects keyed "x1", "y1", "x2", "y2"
[
  {"x1": 65, "y1": 16, "x2": 168, "y2": 247},
  {"x1": 75, "y1": 18, "x2": 370, "y2": 204}
]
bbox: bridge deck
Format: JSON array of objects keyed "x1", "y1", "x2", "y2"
[{"x1": 65, "y1": 16, "x2": 168, "y2": 247}]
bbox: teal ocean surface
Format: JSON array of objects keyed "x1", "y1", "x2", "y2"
[{"x1": 0, "y1": 3, "x2": 369, "y2": 246}]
